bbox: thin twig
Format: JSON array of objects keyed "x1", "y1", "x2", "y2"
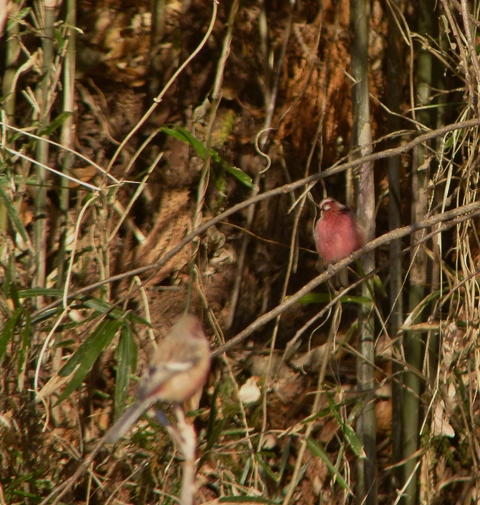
[
  {"x1": 212, "y1": 202, "x2": 480, "y2": 358},
  {"x1": 282, "y1": 302, "x2": 345, "y2": 505},
  {"x1": 104, "y1": 1, "x2": 219, "y2": 177},
  {"x1": 31, "y1": 117, "x2": 480, "y2": 322}
]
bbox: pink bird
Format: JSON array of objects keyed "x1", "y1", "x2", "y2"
[{"x1": 314, "y1": 197, "x2": 365, "y2": 286}]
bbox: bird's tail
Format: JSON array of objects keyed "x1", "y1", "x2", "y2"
[{"x1": 104, "y1": 399, "x2": 153, "y2": 444}]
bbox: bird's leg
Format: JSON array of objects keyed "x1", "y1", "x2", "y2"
[
  {"x1": 172, "y1": 405, "x2": 197, "y2": 505},
  {"x1": 326, "y1": 264, "x2": 337, "y2": 277}
]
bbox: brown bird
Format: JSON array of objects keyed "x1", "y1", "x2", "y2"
[
  {"x1": 314, "y1": 197, "x2": 365, "y2": 286},
  {"x1": 105, "y1": 313, "x2": 211, "y2": 444}
]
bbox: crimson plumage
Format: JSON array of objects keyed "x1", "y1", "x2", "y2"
[
  {"x1": 105, "y1": 313, "x2": 211, "y2": 444},
  {"x1": 314, "y1": 197, "x2": 365, "y2": 284}
]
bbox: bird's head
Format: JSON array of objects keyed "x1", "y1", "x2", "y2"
[{"x1": 319, "y1": 197, "x2": 346, "y2": 215}]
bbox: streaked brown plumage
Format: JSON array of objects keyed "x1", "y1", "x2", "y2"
[{"x1": 105, "y1": 313, "x2": 210, "y2": 444}]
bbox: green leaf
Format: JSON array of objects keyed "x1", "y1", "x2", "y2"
[
  {"x1": 6, "y1": 261, "x2": 21, "y2": 309},
  {"x1": 255, "y1": 453, "x2": 280, "y2": 483},
  {"x1": 54, "y1": 28, "x2": 66, "y2": 50},
  {"x1": 114, "y1": 324, "x2": 137, "y2": 419},
  {"x1": 339, "y1": 294, "x2": 372, "y2": 305},
  {"x1": 124, "y1": 311, "x2": 151, "y2": 327},
  {"x1": 218, "y1": 159, "x2": 255, "y2": 188},
  {"x1": 278, "y1": 436, "x2": 291, "y2": 481},
  {"x1": 31, "y1": 306, "x2": 64, "y2": 325},
  {"x1": 306, "y1": 438, "x2": 352, "y2": 493},
  {"x1": 197, "y1": 384, "x2": 228, "y2": 471},
  {"x1": 59, "y1": 317, "x2": 122, "y2": 376},
  {"x1": 208, "y1": 145, "x2": 254, "y2": 188},
  {"x1": 161, "y1": 125, "x2": 254, "y2": 188},
  {"x1": 298, "y1": 293, "x2": 331, "y2": 304},
  {"x1": 209, "y1": 161, "x2": 227, "y2": 195},
  {"x1": 204, "y1": 389, "x2": 224, "y2": 448},
  {"x1": 301, "y1": 407, "x2": 331, "y2": 424},
  {"x1": 0, "y1": 185, "x2": 31, "y2": 248},
  {"x1": 83, "y1": 297, "x2": 125, "y2": 318},
  {"x1": 56, "y1": 317, "x2": 123, "y2": 404},
  {"x1": 38, "y1": 112, "x2": 73, "y2": 137},
  {"x1": 0, "y1": 308, "x2": 23, "y2": 366},
  {"x1": 342, "y1": 423, "x2": 365, "y2": 458},
  {"x1": 326, "y1": 394, "x2": 365, "y2": 458},
  {"x1": 17, "y1": 288, "x2": 64, "y2": 298},
  {"x1": 372, "y1": 273, "x2": 387, "y2": 298},
  {"x1": 6, "y1": 7, "x2": 31, "y2": 31},
  {"x1": 298, "y1": 292, "x2": 371, "y2": 305},
  {"x1": 161, "y1": 126, "x2": 206, "y2": 156},
  {"x1": 82, "y1": 298, "x2": 150, "y2": 325},
  {"x1": 18, "y1": 311, "x2": 31, "y2": 376}
]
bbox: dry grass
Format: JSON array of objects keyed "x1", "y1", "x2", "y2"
[{"x1": 1, "y1": 0, "x2": 480, "y2": 504}]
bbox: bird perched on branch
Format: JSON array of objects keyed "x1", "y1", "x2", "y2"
[
  {"x1": 105, "y1": 313, "x2": 211, "y2": 444},
  {"x1": 314, "y1": 197, "x2": 365, "y2": 287}
]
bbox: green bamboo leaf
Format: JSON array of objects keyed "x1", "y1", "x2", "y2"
[
  {"x1": 18, "y1": 311, "x2": 31, "y2": 375},
  {"x1": 278, "y1": 436, "x2": 291, "y2": 481},
  {"x1": 326, "y1": 394, "x2": 365, "y2": 459},
  {"x1": 56, "y1": 318, "x2": 123, "y2": 404},
  {"x1": 339, "y1": 294, "x2": 372, "y2": 305},
  {"x1": 54, "y1": 28, "x2": 66, "y2": 50},
  {"x1": 306, "y1": 438, "x2": 352, "y2": 493},
  {"x1": 202, "y1": 387, "x2": 225, "y2": 451},
  {"x1": 83, "y1": 297, "x2": 125, "y2": 318},
  {"x1": 209, "y1": 147, "x2": 254, "y2": 188},
  {"x1": 6, "y1": 8, "x2": 31, "y2": 30},
  {"x1": 0, "y1": 185, "x2": 31, "y2": 248},
  {"x1": 38, "y1": 112, "x2": 73, "y2": 137},
  {"x1": 0, "y1": 308, "x2": 23, "y2": 365},
  {"x1": 125, "y1": 311, "x2": 151, "y2": 326},
  {"x1": 161, "y1": 125, "x2": 254, "y2": 188},
  {"x1": 83, "y1": 298, "x2": 151, "y2": 325},
  {"x1": 161, "y1": 126, "x2": 206, "y2": 156},
  {"x1": 31, "y1": 306, "x2": 64, "y2": 325},
  {"x1": 298, "y1": 293, "x2": 331, "y2": 304},
  {"x1": 372, "y1": 273, "x2": 387, "y2": 297},
  {"x1": 218, "y1": 158, "x2": 255, "y2": 188},
  {"x1": 6, "y1": 266, "x2": 21, "y2": 309},
  {"x1": 54, "y1": 313, "x2": 103, "y2": 332},
  {"x1": 302, "y1": 407, "x2": 331, "y2": 424},
  {"x1": 255, "y1": 453, "x2": 280, "y2": 483},
  {"x1": 17, "y1": 288, "x2": 64, "y2": 298},
  {"x1": 114, "y1": 324, "x2": 137, "y2": 419},
  {"x1": 197, "y1": 386, "x2": 226, "y2": 470},
  {"x1": 341, "y1": 423, "x2": 366, "y2": 458},
  {"x1": 59, "y1": 318, "x2": 122, "y2": 376},
  {"x1": 326, "y1": 394, "x2": 344, "y2": 426},
  {"x1": 298, "y1": 292, "x2": 371, "y2": 305},
  {"x1": 209, "y1": 160, "x2": 227, "y2": 195}
]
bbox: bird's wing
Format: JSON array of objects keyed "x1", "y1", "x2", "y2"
[{"x1": 137, "y1": 355, "x2": 200, "y2": 400}]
